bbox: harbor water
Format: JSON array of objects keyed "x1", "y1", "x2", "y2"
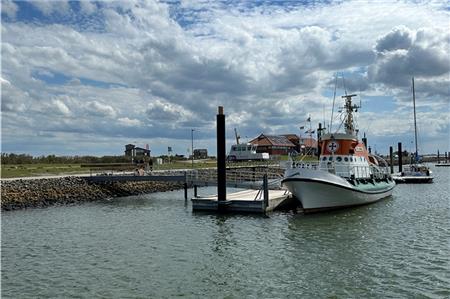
[{"x1": 2, "y1": 166, "x2": 449, "y2": 298}]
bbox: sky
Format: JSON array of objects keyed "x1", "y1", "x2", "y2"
[{"x1": 1, "y1": 0, "x2": 449, "y2": 157}]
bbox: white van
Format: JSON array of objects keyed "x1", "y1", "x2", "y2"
[{"x1": 227, "y1": 144, "x2": 269, "y2": 161}]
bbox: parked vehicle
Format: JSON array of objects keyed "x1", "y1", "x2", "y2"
[{"x1": 227, "y1": 144, "x2": 269, "y2": 161}]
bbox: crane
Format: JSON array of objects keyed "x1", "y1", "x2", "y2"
[{"x1": 234, "y1": 128, "x2": 240, "y2": 145}]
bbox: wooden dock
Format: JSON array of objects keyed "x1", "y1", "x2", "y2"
[
  {"x1": 192, "y1": 189, "x2": 294, "y2": 213},
  {"x1": 435, "y1": 163, "x2": 450, "y2": 167}
]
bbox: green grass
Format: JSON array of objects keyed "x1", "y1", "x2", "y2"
[
  {"x1": 1, "y1": 156, "x2": 317, "y2": 178},
  {"x1": 1, "y1": 164, "x2": 85, "y2": 178}
]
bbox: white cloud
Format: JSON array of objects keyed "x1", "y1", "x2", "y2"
[
  {"x1": 369, "y1": 26, "x2": 450, "y2": 89},
  {"x1": 118, "y1": 117, "x2": 142, "y2": 127},
  {"x1": 79, "y1": 0, "x2": 97, "y2": 15},
  {"x1": 84, "y1": 101, "x2": 117, "y2": 118},
  {"x1": 1, "y1": 0, "x2": 449, "y2": 155},
  {"x1": 29, "y1": 1, "x2": 70, "y2": 16},
  {"x1": 1, "y1": 0, "x2": 18, "y2": 19},
  {"x1": 53, "y1": 99, "x2": 71, "y2": 116}
]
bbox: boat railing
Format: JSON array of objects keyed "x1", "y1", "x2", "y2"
[
  {"x1": 320, "y1": 164, "x2": 390, "y2": 180},
  {"x1": 290, "y1": 160, "x2": 391, "y2": 180},
  {"x1": 289, "y1": 161, "x2": 319, "y2": 170}
]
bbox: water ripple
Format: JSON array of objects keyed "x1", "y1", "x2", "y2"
[{"x1": 2, "y1": 168, "x2": 450, "y2": 298}]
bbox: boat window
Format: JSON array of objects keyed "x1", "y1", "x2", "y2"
[
  {"x1": 232, "y1": 146, "x2": 237, "y2": 151},
  {"x1": 328, "y1": 156, "x2": 333, "y2": 161},
  {"x1": 322, "y1": 157, "x2": 327, "y2": 161},
  {"x1": 350, "y1": 157, "x2": 353, "y2": 162},
  {"x1": 337, "y1": 157, "x2": 342, "y2": 162},
  {"x1": 344, "y1": 157, "x2": 349, "y2": 162}
]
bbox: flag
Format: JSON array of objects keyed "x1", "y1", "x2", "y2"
[
  {"x1": 168, "y1": 146, "x2": 172, "y2": 152},
  {"x1": 299, "y1": 126, "x2": 305, "y2": 130},
  {"x1": 306, "y1": 116, "x2": 311, "y2": 122}
]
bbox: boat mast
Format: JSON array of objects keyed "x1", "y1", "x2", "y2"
[
  {"x1": 342, "y1": 94, "x2": 358, "y2": 135},
  {"x1": 412, "y1": 77, "x2": 418, "y2": 163}
]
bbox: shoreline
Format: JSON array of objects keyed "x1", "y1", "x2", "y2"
[
  {"x1": 1, "y1": 176, "x2": 184, "y2": 211},
  {"x1": 1, "y1": 166, "x2": 284, "y2": 211}
]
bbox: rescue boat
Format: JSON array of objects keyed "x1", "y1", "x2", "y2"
[{"x1": 282, "y1": 94, "x2": 396, "y2": 213}]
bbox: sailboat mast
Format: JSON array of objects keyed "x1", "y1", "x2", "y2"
[{"x1": 412, "y1": 77, "x2": 418, "y2": 163}]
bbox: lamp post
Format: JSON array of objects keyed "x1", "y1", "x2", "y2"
[{"x1": 191, "y1": 129, "x2": 195, "y2": 169}]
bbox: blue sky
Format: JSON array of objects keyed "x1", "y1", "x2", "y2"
[{"x1": 1, "y1": 0, "x2": 449, "y2": 156}]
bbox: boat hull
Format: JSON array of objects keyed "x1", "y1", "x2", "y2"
[{"x1": 282, "y1": 176, "x2": 395, "y2": 212}]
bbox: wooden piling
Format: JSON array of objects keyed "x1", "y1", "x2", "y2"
[{"x1": 398, "y1": 142, "x2": 403, "y2": 173}]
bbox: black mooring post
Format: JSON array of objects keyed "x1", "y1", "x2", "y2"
[
  {"x1": 184, "y1": 171, "x2": 188, "y2": 200},
  {"x1": 362, "y1": 132, "x2": 367, "y2": 149},
  {"x1": 445, "y1": 152, "x2": 448, "y2": 163},
  {"x1": 389, "y1": 146, "x2": 394, "y2": 174},
  {"x1": 194, "y1": 185, "x2": 198, "y2": 198},
  {"x1": 263, "y1": 174, "x2": 269, "y2": 212},
  {"x1": 317, "y1": 123, "x2": 322, "y2": 160},
  {"x1": 217, "y1": 106, "x2": 226, "y2": 208},
  {"x1": 437, "y1": 150, "x2": 440, "y2": 164},
  {"x1": 398, "y1": 142, "x2": 403, "y2": 173}
]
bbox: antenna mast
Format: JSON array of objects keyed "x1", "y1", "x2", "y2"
[
  {"x1": 412, "y1": 77, "x2": 418, "y2": 163},
  {"x1": 342, "y1": 94, "x2": 359, "y2": 135},
  {"x1": 330, "y1": 73, "x2": 338, "y2": 132}
]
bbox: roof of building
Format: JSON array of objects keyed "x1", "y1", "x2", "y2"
[
  {"x1": 282, "y1": 134, "x2": 299, "y2": 140},
  {"x1": 250, "y1": 134, "x2": 295, "y2": 147},
  {"x1": 299, "y1": 137, "x2": 317, "y2": 148}
]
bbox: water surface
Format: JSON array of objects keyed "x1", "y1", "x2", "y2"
[{"x1": 2, "y1": 166, "x2": 449, "y2": 298}]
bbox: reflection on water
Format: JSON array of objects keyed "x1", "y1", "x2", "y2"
[{"x1": 2, "y1": 166, "x2": 449, "y2": 298}]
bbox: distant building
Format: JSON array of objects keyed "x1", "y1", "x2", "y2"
[
  {"x1": 249, "y1": 134, "x2": 296, "y2": 155},
  {"x1": 282, "y1": 134, "x2": 301, "y2": 153},
  {"x1": 194, "y1": 149, "x2": 208, "y2": 159},
  {"x1": 124, "y1": 144, "x2": 151, "y2": 157},
  {"x1": 299, "y1": 137, "x2": 318, "y2": 155}
]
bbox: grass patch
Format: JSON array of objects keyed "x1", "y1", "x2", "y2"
[{"x1": 1, "y1": 164, "x2": 85, "y2": 178}]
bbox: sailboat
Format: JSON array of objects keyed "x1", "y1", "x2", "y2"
[
  {"x1": 282, "y1": 94, "x2": 396, "y2": 213},
  {"x1": 392, "y1": 78, "x2": 433, "y2": 183}
]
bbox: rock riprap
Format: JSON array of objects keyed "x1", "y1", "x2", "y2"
[{"x1": 1, "y1": 177, "x2": 183, "y2": 211}]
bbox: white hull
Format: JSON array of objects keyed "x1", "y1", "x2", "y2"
[{"x1": 282, "y1": 168, "x2": 395, "y2": 212}]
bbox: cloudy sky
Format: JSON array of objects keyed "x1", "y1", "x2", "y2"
[{"x1": 1, "y1": 0, "x2": 449, "y2": 157}]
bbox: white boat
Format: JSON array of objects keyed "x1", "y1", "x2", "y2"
[
  {"x1": 392, "y1": 78, "x2": 433, "y2": 183},
  {"x1": 393, "y1": 164, "x2": 433, "y2": 183},
  {"x1": 282, "y1": 94, "x2": 395, "y2": 213}
]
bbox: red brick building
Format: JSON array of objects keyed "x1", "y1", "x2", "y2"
[
  {"x1": 249, "y1": 134, "x2": 296, "y2": 155},
  {"x1": 281, "y1": 134, "x2": 318, "y2": 155}
]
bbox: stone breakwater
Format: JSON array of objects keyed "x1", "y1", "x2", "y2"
[
  {"x1": 1, "y1": 177, "x2": 184, "y2": 211},
  {"x1": 1, "y1": 166, "x2": 284, "y2": 211}
]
